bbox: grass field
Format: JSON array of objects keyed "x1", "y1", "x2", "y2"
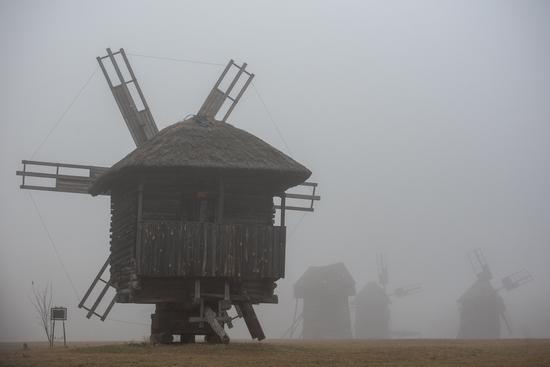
[{"x1": 1, "y1": 339, "x2": 549, "y2": 367}]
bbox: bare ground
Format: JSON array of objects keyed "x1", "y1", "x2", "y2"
[{"x1": 1, "y1": 339, "x2": 549, "y2": 367}]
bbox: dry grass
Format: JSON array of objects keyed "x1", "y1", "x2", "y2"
[{"x1": 1, "y1": 339, "x2": 549, "y2": 367}]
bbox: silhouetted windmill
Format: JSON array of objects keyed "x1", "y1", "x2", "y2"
[
  {"x1": 285, "y1": 263, "x2": 355, "y2": 339},
  {"x1": 354, "y1": 254, "x2": 421, "y2": 339},
  {"x1": 16, "y1": 48, "x2": 320, "y2": 343},
  {"x1": 457, "y1": 249, "x2": 532, "y2": 339}
]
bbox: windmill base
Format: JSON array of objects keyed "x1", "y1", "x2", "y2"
[{"x1": 150, "y1": 302, "x2": 231, "y2": 344}]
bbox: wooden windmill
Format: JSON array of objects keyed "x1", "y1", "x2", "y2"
[
  {"x1": 286, "y1": 263, "x2": 356, "y2": 339},
  {"x1": 354, "y1": 254, "x2": 421, "y2": 339},
  {"x1": 16, "y1": 48, "x2": 320, "y2": 344},
  {"x1": 457, "y1": 249, "x2": 532, "y2": 339}
]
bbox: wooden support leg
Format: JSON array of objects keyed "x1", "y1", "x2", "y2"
[
  {"x1": 204, "y1": 306, "x2": 229, "y2": 344},
  {"x1": 51, "y1": 320, "x2": 56, "y2": 348},
  {"x1": 237, "y1": 302, "x2": 265, "y2": 341},
  {"x1": 63, "y1": 321, "x2": 67, "y2": 347}
]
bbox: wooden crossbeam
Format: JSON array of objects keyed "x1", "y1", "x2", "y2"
[{"x1": 277, "y1": 181, "x2": 320, "y2": 213}]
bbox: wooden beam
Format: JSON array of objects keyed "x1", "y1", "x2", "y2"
[
  {"x1": 217, "y1": 178, "x2": 224, "y2": 223},
  {"x1": 284, "y1": 193, "x2": 321, "y2": 201},
  {"x1": 280, "y1": 196, "x2": 286, "y2": 226},
  {"x1": 274, "y1": 205, "x2": 314, "y2": 212},
  {"x1": 135, "y1": 183, "x2": 144, "y2": 272}
]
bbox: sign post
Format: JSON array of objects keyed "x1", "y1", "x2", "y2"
[{"x1": 50, "y1": 307, "x2": 67, "y2": 347}]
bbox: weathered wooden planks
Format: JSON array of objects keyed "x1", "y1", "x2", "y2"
[
  {"x1": 109, "y1": 189, "x2": 138, "y2": 291},
  {"x1": 137, "y1": 221, "x2": 285, "y2": 279}
]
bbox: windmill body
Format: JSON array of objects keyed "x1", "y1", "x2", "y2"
[
  {"x1": 293, "y1": 263, "x2": 355, "y2": 339},
  {"x1": 16, "y1": 48, "x2": 320, "y2": 343},
  {"x1": 354, "y1": 281, "x2": 391, "y2": 339},
  {"x1": 354, "y1": 254, "x2": 421, "y2": 339},
  {"x1": 457, "y1": 249, "x2": 532, "y2": 339},
  {"x1": 457, "y1": 278, "x2": 505, "y2": 339}
]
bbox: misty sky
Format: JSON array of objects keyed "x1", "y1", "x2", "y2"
[{"x1": 1, "y1": 0, "x2": 550, "y2": 342}]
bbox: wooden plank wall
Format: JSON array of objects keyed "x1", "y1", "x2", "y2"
[
  {"x1": 138, "y1": 221, "x2": 286, "y2": 279},
  {"x1": 223, "y1": 193, "x2": 274, "y2": 225},
  {"x1": 110, "y1": 189, "x2": 138, "y2": 291},
  {"x1": 141, "y1": 188, "x2": 274, "y2": 225}
]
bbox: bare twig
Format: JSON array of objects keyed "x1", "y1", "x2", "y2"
[{"x1": 30, "y1": 282, "x2": 53, "y2": 346}]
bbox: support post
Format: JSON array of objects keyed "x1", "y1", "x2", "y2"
[
  {"x1": 51, "y1": 320, "x2": 56, "y2": 348},
  {"x1": 204, "y1": 306, "x2": 230, "y2": 344},
  {"x1": 280, "y1": 195, "x2": 286, "y2": 227},
  {"x1": 135, "y1": 183, "x2": 144, "y2": 272},
  {"x1": 62, "y1": 321, "x2": 66, "y2": 347},
  {"x1": 217, "y1": 178, "x2": 224, "y2": 223},
  {"x1": 194, "y1": 279, "x2": 201, "y2": 304}
]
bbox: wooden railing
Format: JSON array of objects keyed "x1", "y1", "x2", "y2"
[{"x1": 137, "y1": 221, "x2": 286, "y2": 279}]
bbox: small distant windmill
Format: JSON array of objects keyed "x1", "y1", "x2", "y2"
[
  {"x1": 16, "y1": 48, "x2": 320, "y2": 343},
  {"x1": 457, "y1": 249, "x2": 532, "y2": 339},
  {"x1": 354, "y1": 254, "x2": 421, "y2": 339},
  {"x1": 285, "y1": 263, "x2": 355, "y2": 339}
]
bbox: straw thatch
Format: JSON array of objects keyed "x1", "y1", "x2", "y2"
[{"x1": 90, "y1": 117, "x2": 311, "y2": 195}]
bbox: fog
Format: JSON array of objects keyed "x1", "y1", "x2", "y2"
[{"x1": 1, "y1": 0, "x2": 550, "y2": 342}]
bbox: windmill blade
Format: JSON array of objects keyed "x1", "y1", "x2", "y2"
[
  {"x1": 468, "y1": 248, "x2": 492, "y2": 280},
  {"x1": 500, "y1": 310, "x2": 513, "y2": 335},
  {"x1": 78, "y1": 255, "x2": 117, "y2": 321},
  {"x1": 501, "y1": 270, "x2": 533, "y2": 291},
  {"x1": 197, "y1": 59, "x2": 254, "y2": 122},
  {"x1": 378, "y1": 253, "x2": 389, "y2": 288},
  {"x1": 392, "y1": 284, "x2": 422, "y2": 298},
  {"x1": 97, "y1": 48, "x2": 158, "y2": 146},
  {"x1": 282, "y1": 299, "x2": 303, "y2": 339},
  {"x1": 274, "y1": 182, "x2": 320, "y2": 212},
  {"x1": 16, "y1": 160, "x2": 108, "y2": 195}
]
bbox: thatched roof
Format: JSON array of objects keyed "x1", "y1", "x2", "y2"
[
  {"x1": 294, "y1": 263, "x2": 356, "y2": 298},
  {"x1": 90, "y1": 117, "x2": 311, "y2": 194}
]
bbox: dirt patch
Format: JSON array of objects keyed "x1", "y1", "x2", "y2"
[{"x1": 1, "y1": 339, "x2": 549, "y2": 367}]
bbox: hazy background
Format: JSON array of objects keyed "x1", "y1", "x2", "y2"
[{"x1": 1, "y1": 0, "x2": 549, "y2": 342}]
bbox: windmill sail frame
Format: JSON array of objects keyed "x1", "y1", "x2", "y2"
[
  {"x1": 197, "y1": 59, "x2": 254, "y2": 122},
  {"x1": 98, "y1": 48, "x2": 158, "y2": 146}
]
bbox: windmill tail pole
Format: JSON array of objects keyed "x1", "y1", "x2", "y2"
[
  {"x1": 281, "y1": 311, "x2": 303, "y2": 339},
  {"x1": 501, "y1": 312, "x2": 512, "y2": 335}
]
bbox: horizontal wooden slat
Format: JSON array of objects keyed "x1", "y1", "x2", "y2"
[
  {"x1": 274, "y1": 205, "x2": 314, "y2": 212},
  {"x1": 21, "y1": 160, "x2": 108, "y2": 171}
]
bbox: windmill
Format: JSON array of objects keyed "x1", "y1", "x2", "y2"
[
  {"x1": 354, "y1": 254, "x2": 421, "y2": 339},
  {"x1": 284, "y1": 263, "x2": 355, "y2": 339},
  {"x1": 457, "y1": 249, "x2": 532, "y2": 339},
  {"x1": 16, "y1": 48, "x2": 320, "y2": 344}
]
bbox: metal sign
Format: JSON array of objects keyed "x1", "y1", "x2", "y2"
[{"x1": 51, "y1": 307, "x2": 67, "y2": 321}]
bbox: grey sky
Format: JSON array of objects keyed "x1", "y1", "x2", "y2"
[{"x1": 1, "y1": 0, "x2": 549, "y2": 341}]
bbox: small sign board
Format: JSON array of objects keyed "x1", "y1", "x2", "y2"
[{"x1": 51, "y1": 307, "x2": 67, "y2": 321}]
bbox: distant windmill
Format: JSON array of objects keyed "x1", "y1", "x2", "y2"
[
  {"x1": 457, "y1": 249, "x2": 533, "y2": 339},
  {"x1": 354, "y1": 254, "x2": 421, "y2": 339},
  {"x1": 285, "y1": 263, "x2": 355, "y2": 339},
  {"x1": 16, "y1": 48, "x2": 320, "y2": 343}
]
